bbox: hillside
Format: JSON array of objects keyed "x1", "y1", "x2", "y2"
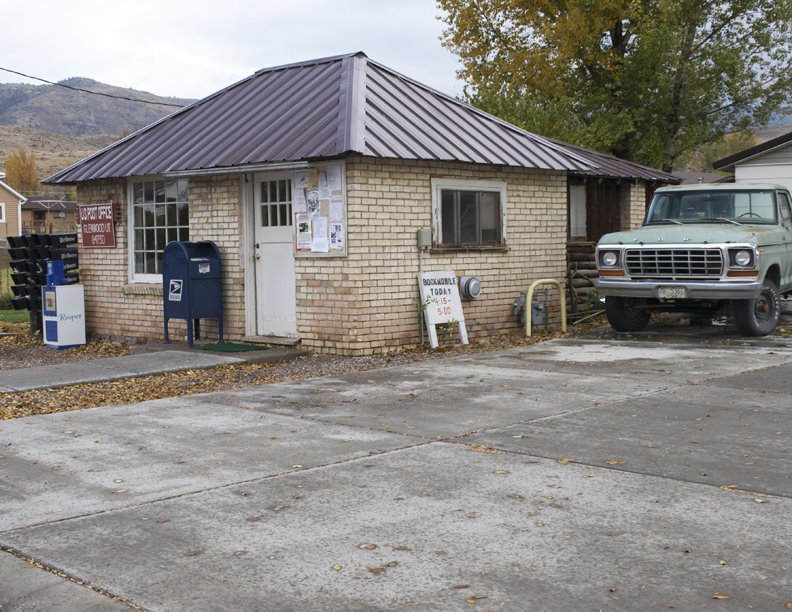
[
  {"x1": 0, "y1": 125, "x2": 117, "y2": 182},
  {"x1": 0, "y1": 78, "x2": 194, "y2": 186},
  {"x1": 0, "y1": 78, "x2": 193, "y2": 137}
]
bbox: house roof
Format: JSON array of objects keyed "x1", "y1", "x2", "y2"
[
  {"x1": 672, "y1": 171, "x2": 732, "y2": 185},
  {"x1": 0, "y1": 179, "x2": 26, "y2": 203},
  {"x1": 45, "y1": 52, "x2": 675, "y2": 184},
  {"x1": 22, "y1": 197, "x2": 77, "y2": 212},
  {"x1": 546, "y1": 138, "x2": 678, "y2": 183},
  {"x1": 713, "y1": 129, "x2": 792, "y2": 172}
]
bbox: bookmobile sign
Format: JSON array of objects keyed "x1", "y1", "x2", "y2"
[
  {"x1": 418, "y1": 270, "x2": 469, "y2": 349},
  {"x1": 78, "y1": 202, "x2": 116, "y2": 248}
]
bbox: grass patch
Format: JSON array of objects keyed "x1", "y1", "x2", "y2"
[
  {"x1": 0, "y1": 309, "x2": 29, "y2": 324},
  {"x1": 0, "y1": 267, "x2": 12, "y2": 310}
]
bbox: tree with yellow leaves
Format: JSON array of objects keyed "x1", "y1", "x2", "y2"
[
  {"x1": 4, "y1": 147, "x2": 39, "y2": 195},
  {"x1": 438, "y1": 0, "x2": 792, "y2": 171}
]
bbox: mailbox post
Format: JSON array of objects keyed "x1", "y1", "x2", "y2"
[{"x1": 163, "y1": 241, "x2": 224, "y2": 345}]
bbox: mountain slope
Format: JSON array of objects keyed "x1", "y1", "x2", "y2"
[
  {"x1": 0, "y1": 78, "x2": 196, "y2": 185},
  {"x1": 0, "y1": 78, "x2": 194, "y2": 138},
  {"x1": 0, "y1": 125, "x2": 117, "y2": 182}
]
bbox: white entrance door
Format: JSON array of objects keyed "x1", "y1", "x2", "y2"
[{"x1": 254, "y1": 174, "x2": 297, "y2": 337}]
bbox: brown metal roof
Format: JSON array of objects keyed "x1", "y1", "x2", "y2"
[
  {"x1": 22, "y1": 197, "x2": 77, "y2": 211},
  {"x1": 547, "y1": 139, "x2": 679, "y2": 183},
  {"x1": 45, "y1": 52, "x2": 672, "y2": 184}
]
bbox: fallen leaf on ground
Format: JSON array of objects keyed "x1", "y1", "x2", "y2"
[{"x1": 468, "y1": 444, "x2": 497, "y2": 453}]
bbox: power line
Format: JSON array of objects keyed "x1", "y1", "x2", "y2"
[{"x1": 0, "y1": 66, "x2": 184, "y2": 108}]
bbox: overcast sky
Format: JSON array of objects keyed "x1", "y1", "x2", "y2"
[{"x1": 0, "y1": 0, "x2": 464, "y2": 100}]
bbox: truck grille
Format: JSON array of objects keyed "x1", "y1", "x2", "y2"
[{"x1": 625, "y1": 248, "x2": 723, "y2": 277}]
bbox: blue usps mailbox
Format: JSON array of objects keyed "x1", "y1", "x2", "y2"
[{"x1": 163, "y1": 241, "x2": 224, "y2": 345}]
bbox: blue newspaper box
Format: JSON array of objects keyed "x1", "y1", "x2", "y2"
[{"x1": 163, "y1": 241, "x2": 224, "y2": 345}]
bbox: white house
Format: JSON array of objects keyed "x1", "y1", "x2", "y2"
[{"x1": 714, "y1": 130, "x2": 792, "y2": 191}]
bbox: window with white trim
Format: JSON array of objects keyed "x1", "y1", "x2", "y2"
[
  {"x1": 0, "y1": 203, "x2": 5, "y2": 223},
  {"x1": 129, "y1": 178, "x2": 189, "y2": 280},
  {"x1": 431, "y1": 179, "x2": 506, "y2": 247}
]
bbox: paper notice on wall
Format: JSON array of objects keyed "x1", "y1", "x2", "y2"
[
  {"x1": 318, "y1": 172, "x2": 332, "y2": 200},
  {"x1": 293, "y1": 188, "x2": 307, "y2": 213},
  {"x1": 329, "y1": 196, "x2": 344, "y2": 221},
  {"x1": 311, "y1": 236, "x2": 329, "y2": 253},
  {"x1": 295, "y1": 170, "x2": 309, "y2": 190},
  {"x1": 307, "y1": 188, "x2": 320, "y2": 218},
  {"x1": 314, "y1": 216, "x2": 328, "y2": 238},
  {"x1": 311, "y1": 217, "x2": 329, "y2": 252},
  {"x1": 330, "y1": 222, "x2": 344, "y2": 249},
  {"x1": 296, "y1": 213, "x2": 312, "y2": 251},
  {"x1": 327, "y1": 165, "x2": 342, "y2": 191}
]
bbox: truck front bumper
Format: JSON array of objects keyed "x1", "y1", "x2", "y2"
[{"x1": 594, "y1": 277, "x2": 763, "y2": 300}]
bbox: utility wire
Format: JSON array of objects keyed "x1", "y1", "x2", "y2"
[{"x1": 0, "y1": 66, "x2": 184, "y2": 108}]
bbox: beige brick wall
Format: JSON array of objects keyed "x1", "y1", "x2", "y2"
[
  {"x1": 76, "y1": 176, "x2": 244, "y2": 344},
  {"x1": 76, "y1": 160, "x2": 571, "y2": 354},
  {"x1": 621, "y1": 182, "x2": 648, "y2": 230},
  {"x1": 187, "y1": 176, "x2": 245, "y2": 341},
  {"x1": 296, "y1": 158, "x2": 569, "y2": 355}
]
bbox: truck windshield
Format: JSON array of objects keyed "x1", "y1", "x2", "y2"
[{"x1": 645, "y1": 190, "x2": 778, "y2": 225}]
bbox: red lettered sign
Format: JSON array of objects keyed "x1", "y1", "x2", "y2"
[{"x1": 78, "y1": 203, "x2": 116, "y2": 248}]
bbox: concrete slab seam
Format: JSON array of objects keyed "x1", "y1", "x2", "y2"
[
  {"x1": 0, "y1": 544, "x2": 142, "y2": 610},
  {"x1": 0, "y1": 439, "x2": 441, "y2": 536},
  {"x1": 234, "y1": 403, "x2": 437, "y2": 441},
  {"x1": 441, "y1": 441, "x2": 792, "y2": 501}
]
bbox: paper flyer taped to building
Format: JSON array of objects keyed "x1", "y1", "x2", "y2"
[
  {"x1": 330, "y1": 223, "x2": 344, "y2": 249},
  {"x1": 296, "y1": 212, "x2": 312, "y2": 251}
]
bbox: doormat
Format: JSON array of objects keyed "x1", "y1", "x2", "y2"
[{"x1": 190, "y1": 342, "x2": 270, "y2": 353}]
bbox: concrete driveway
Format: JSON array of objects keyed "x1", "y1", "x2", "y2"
[{"x1": 1, "y1": 332, "x2": 791, "y2": 611}]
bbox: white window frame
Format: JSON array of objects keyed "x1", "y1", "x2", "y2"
[
  {"x1": 431, "y1": 178, "x2": 507, "y2": 247},
  {"x1": 127, "y1": 177, "x2": 189, "y2": 283},
  {"x1": 569, "y1": 184, "x2": 587, "y2": 238},
  {"x1": 0, "y1": 202, "x2": 5, "y2": 223}
]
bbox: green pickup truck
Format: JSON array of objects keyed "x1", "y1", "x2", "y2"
[{"x1": 595, "y1": 183, "x2": 792, "y2": 336}]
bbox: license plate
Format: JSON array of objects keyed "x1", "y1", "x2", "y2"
[{"x1": 658, "y1": 286, "x2": 687, "y2": 299}]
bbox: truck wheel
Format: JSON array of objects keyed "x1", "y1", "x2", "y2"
[
  {"x1": 733, "y1": 279, "x2": 780, "y2": 336},
  {"x1": 605, "y1": 296, "x2": 650, "y2": 332}
]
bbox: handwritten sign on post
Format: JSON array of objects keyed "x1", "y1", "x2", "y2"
[
  {"x1": 418, "y1": 270, "x2": 469, "y2": 349},
  {"x1": 78, "y1": 202, "x2": 116, "y2": 248}
]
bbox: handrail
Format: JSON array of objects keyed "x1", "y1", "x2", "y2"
[{"x1": 525, "y1": 278, "x2": 567, "y2": 337}]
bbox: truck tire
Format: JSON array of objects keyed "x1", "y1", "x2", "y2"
[
  {"x1": 605, "y1": 296, "x2": 651, "y2": 332},
  {"x1": 733, "y1": 278, "x2": 780, "y2": 336}
]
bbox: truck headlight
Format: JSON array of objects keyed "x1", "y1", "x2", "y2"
[
  {"x1": 733, "y1": 250, "x2": 752, "y2": 267},
  {"x1": 600, "y1": 250, "x2": 619, "y2": 267},
  {"x1": 729, "y1": 248, "x2": 754, "y2": 268}
]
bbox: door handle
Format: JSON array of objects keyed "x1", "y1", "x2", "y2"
[{"x1": 255, "y1": 253, "x2": 261, "y2": 260}]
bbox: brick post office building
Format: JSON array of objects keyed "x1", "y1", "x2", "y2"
[{"x1": 45, "y1": 53, "x2": 676, "y2": 355}]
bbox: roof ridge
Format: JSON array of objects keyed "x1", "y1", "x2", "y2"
[{"x1": 256, "y1": 52, "x2": 366, "y2": 76}]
